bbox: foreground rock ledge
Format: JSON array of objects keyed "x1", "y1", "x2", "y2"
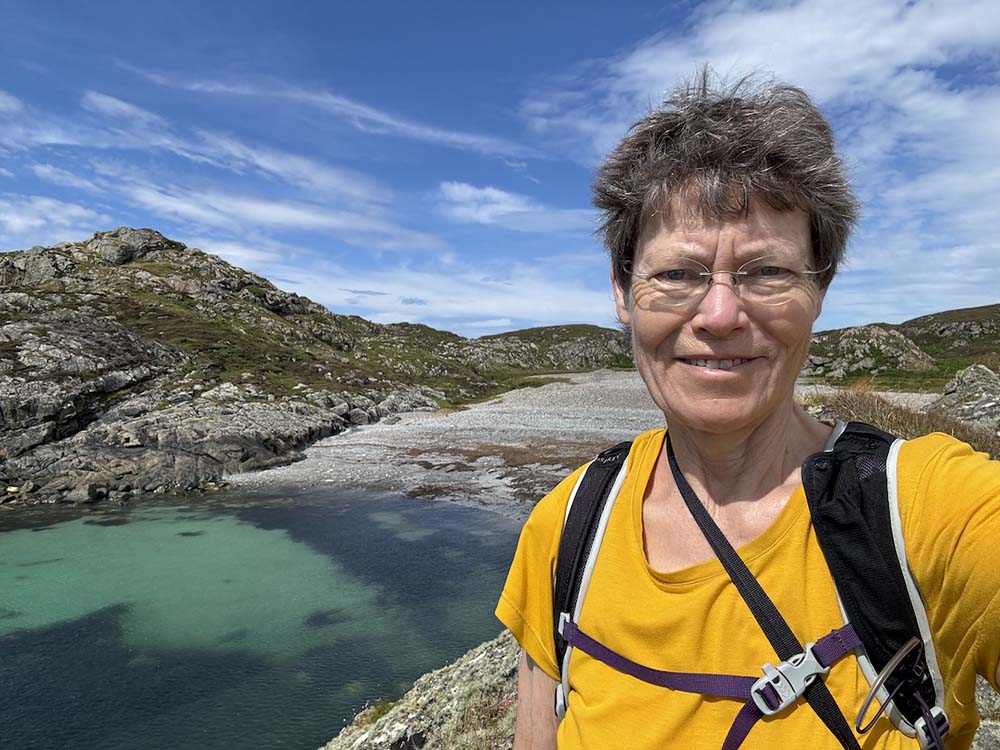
[{"x1": 322, "y1": 631, "x2": 519, "y2": 750}]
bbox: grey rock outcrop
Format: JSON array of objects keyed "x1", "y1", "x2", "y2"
[
  {"x1": 929, "y1": 365, "x2": 1000, "y2": 434},
  {"x1": 804, "y1": 325, "x2": 935, "y2": 378},
  {"x1": 445, "y1": 327, "x2": 631, "y2": 373},
  {"x1": 0, "y1": 229, "x2": 442, "y2": 505},
  {"x1": 322, "y1": 631, "x2": 518, "y2": 750},
  {"x1": 901, "y1": 313, "x2": 999, "y2": 356}
]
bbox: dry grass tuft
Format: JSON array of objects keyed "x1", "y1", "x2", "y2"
[
  {"x1": 806, "y1": 390, "x2": 999, "y2": 458},
  {"x1": 975, "y1": 352, "x2": 1000, "y2": 372},
  {"x1": 438, "y1": 686, "x2": 517, "y2": 750}
]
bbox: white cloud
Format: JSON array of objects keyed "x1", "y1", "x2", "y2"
[
  {"x1": 122, "y1": 179, "x2": 442, "y2": 251},
  {"x1": 438, "y1": 181, "x2": 594, "y2": 232},
  {"x1": 31, "y1": 163, "x2": 99, "y2": 191},
  {"x1": 519, "y1": 0, "x2": 1000, "y2": 328},
  {"x1": 0, "y1": 91, "x2": 24, "y2": 114},
  {"x1": 81, "y1": 91, "x2": 167, "y2": 127},
  {"x1": 522, "y1": 0, "x2": 1000, "y2": 161},
  {"x1": 0, "y1": 167, "x2": 13, "y2": 178},
  {"x1": 122, "y1": 64, "x2": 539, "y2": 159},
  {"x1": 463, "y1": 317, "x2": 514, "y2": 329},
  {"x1": 3, "y1": 92, "x2": 388, "y2": 207},
  {"x1": 264, "y1": 260, "x2": 618, "y2": 337},
  {"x1": 183, "y1": 236, "x2": 290, "y2": 267},
  {"x1": 0, "y1": 194, "x2": 111, "y2": 249},
  {"x1": 192, "y1": 131, "x2": 387, "y2": 204}
]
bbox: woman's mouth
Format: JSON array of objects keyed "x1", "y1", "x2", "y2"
[{"x1": 679, "y1": 357, "x2": 753, "y2": 370}]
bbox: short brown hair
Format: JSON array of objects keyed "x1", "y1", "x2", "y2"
[{"x1": 594, "y1": 68, "x2": 859, "y2": 292}]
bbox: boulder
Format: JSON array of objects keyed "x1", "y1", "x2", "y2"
[
  {"x1": 85, "y1": 227, "x2": 184, "y2": 266},
  {"x1": 929, "y1": 365, "x2": 1000, "y2": 433},
  {"x1": 348, "y1": 408, "x2": 370, "y2": 426}
]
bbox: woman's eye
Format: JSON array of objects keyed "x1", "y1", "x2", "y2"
[
  {"x1": 657, "y1": 269, "x2": 690, "y2": 282},
  {"x1": 751, "y1": 265, "x2": 789, "y2": 278}
]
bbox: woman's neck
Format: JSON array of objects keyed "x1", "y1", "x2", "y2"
[{"x1": 664, "y1": 401, "x2": 831, "y2": 507}]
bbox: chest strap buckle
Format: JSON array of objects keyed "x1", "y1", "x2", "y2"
[{"x1": 751, "y1": 642, "x2": 830, "y2": 715}]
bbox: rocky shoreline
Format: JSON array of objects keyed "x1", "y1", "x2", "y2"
[{"x1": 229, "y1": 370, "x2": 663, "y2": 520}]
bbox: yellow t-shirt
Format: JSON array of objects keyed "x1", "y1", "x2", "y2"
[{"x1": 496, "y1": 428, "x2": 1000, "y2": 749}]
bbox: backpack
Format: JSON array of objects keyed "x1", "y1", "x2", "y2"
[{"x1": 552, "y1": 421, "x2": 949, "y2": 750}]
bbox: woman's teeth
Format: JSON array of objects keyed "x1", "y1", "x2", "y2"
[{"x1": 684, "y1": 358, "x2": 749, "y2": 370}]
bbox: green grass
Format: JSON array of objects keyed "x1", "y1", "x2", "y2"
[
  {"x1": 109, "y1": 290, "x2": 361, "y2": 394},
  {"x1": 839, "y1": 356, "x2": 978, "y2": 392},
  {"x1": 352, "y1": 699, "x2": 397, "y2": 728}
]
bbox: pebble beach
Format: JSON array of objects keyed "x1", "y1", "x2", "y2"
[{"x1": 229, "y1": 370, "x2": 938, "y2": 520}]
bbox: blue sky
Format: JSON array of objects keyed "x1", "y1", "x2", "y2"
[{"x1": 1, "y1": 0, "x2": 998, "y2": 337}]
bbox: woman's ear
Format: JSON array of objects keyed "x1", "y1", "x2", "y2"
[
  {"x1": 612, "y1": 268, "x2": 631, "y2": 326},
  {"x1": 813, "y1": 286, "x2": 827, "y2": 322}
]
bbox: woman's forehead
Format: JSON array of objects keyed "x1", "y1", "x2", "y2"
[{"x1": 637, "y1": 201, "x2": 810, "y2": 258}]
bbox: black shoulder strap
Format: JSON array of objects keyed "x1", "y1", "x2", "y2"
[
  {"x1": 803, "y1": 421, "x2": 939, "y2": 728},
  {"x1": 667, "y1": 435, "x2": 862, "y2": 750},
  {"x1": 553, "y1": 441, "x2": 631, "y2": 669}
]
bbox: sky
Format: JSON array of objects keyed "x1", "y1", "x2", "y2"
[{"x1": 0, "y1": 0, "x2": 998, "y2": 337}]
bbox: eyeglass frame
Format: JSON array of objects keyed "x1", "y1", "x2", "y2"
[{"x1": 625, "y1": 254, "x2": 832, "y2": 308}]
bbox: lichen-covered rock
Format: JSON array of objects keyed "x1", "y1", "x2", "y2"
[
  {"x1": 805, "y1": 325, "x2": 934, "y2": 378},
  {"x1": 929, "y1": 365, "x2": 1000, "y2": 434},
  {"x1": 322, "y1": 631, "x2": 518, "y2": 750}
]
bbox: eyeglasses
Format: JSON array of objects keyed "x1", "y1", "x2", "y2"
[{"x1": 629, "y1": 254, "x2": 829, "y2": 309}]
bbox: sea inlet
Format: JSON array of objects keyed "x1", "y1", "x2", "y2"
[{"x1": 0, "y1": 485, "x2": 520, "y2": 750}]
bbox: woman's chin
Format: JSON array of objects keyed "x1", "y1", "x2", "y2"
[{"x1": 660, "y1": 396, "x2": 782, "y2": 435}]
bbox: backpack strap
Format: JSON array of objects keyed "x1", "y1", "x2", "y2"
[
  {"x1": 803, "y1": 421, "x2": 948, "y2": 747},
  {"x1": 552, "y1": 440, "x2": 631, "y2": 718},
  {"x1": 666, "y1": 434, "x2": 863, "y2": 750}
]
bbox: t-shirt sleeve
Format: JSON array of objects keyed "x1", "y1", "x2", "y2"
[
  {"x1": 898, "y1": 433, "x2": 1000, "y2": 691},
  {"x1": 496, "y1": 464, "x2": 588, "y2": 681}
]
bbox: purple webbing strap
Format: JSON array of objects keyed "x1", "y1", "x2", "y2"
[
  {"x1": 561, "y1": 619, "x2": 861, "y2": 750},
  {"x1": 561, "y1": 620, "x2": 758, "y2": 700},
  {"x1": 812, "y1": 623, "x2": 860, "y2": 668},
  {"x1": 725, "y1": 701, "x2": 766, "y2": 750}
]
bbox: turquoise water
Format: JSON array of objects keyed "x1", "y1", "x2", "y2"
[{"x1": 0, "y1": 486, "x2": 519, "y2": 750}]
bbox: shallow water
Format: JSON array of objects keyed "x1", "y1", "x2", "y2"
[{"x1": 0, "y1": 486, "x2": 519, "y2": 750}]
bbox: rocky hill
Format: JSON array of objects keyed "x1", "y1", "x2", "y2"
[
  {"x1": 0, "y1": 227, "x2": 629, "y2": 507},
  {"x1": 804, "y1": 304, "x2": 999, "y2": 389}
]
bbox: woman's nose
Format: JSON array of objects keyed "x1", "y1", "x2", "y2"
[{"x1": 690, "y1": 277, "x2": 748, "y2": 337}]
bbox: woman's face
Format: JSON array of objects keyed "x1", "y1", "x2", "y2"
[{"x1": 613, "y1": 201, "x2": 825, "y2": 435}]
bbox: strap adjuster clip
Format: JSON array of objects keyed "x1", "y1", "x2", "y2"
[
  {"x1": 914, "y1": 706, "x2": 949, "y2": 750},
  {"x1": 751, "y1": 642, "x2": 830, "y2": 716}
]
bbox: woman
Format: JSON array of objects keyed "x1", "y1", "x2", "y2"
[{"x1": 496, "y1": 72, "x2": 1000, "y2": 749}]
